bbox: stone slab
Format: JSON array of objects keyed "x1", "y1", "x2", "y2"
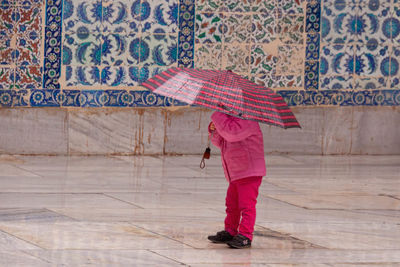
[{"x1": 0, "y1": 108, "x2": 68, "y2": 155}]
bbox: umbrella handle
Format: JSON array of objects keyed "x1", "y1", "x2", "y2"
[
  {"x1": 200, "y1": 147, "x2": 211, "y2": 169},
  {"x1": 200, "y1": 133, "x2": 212, "y2": 169}
]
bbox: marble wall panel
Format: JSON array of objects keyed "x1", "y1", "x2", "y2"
[
  {"x1": 322, "y1": 107, "x2": 353, "y2": 155},
  {"x1": 1, "y1": 107, "x2": 400, "y2": 155},
  {"x1": 351, "y1": 106, "x2": 400, "y2": 155},
  {"x1": 261, "y1": 107, "x2": 324, "y2": 155},
  {"x1": 0, "y1": 108, "x2": 68, "y2": 154},
  {"x1": 68, "y1": 108, "x2": 165, "y2": 155},
  {"x1": 164, "y1": 107, "x2": 212, "y2": 155}
]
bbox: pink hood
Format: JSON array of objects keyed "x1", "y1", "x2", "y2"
[{"x1": 208, "y1": 111, "x2": 266, "y2": 182}]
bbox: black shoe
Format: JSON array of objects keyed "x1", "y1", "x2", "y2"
[
  {"x1": 227, "y1": 234, "x2": 252, "y2": 249},
  {"x1": 207, "y1": 230, "x2": 234, "y2": 243}
]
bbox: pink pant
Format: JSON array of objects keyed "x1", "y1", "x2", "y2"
[{"x1": 224, "y1": 176, "x2": 262, "y2": 240}]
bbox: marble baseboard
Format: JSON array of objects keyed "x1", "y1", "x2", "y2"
[{"x1": 0, "y1": 107, "x2": 399, "y2": 155}]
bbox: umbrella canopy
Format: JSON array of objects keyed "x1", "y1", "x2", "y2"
[{"x1": 141, "y1": 67, "x2": 301, "y2": 129}]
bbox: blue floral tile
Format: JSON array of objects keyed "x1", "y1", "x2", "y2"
[
  {"x1": 128, "y1": 65, "x2": 151, "y2": 84},
  {"x1": 320, "y1": 44, "x2": 355, "y2": 75},
  {"x1": 61, "y1": 89, "x2": 80, "y2": 106},
  {"x1": 305, "y1": 0, "x2": 320, "y2": 33},
  {"x1": 390, "y1": 46, "x2": 400, "y2": 76},
  {"x1": 304, "y1": 60, "x2": 319, "y2": 90},
  {"x1": 195, "y1": 12, "x2": 225, "y2": 43},
  {"x1": 30, "y1": 89, "x2": 60, "y2": 106},
  {"x1": 320, "y1": 75, "x2": 354, "y2": 90},
  {"x1": 78, "y1": 90, "x2": 105, "y2": 107},
  {"x1": 101, "y1": 89, "x2": 129, "y2": 106},
  {"x1": 354, "y1": 77, "x2": 389, "y2": 90},
  {"x1": 101, "y1": 0, "x2": 139, "y2": 33},
  {"x1": 0, "y1": 90, "x2": 13, "y2": 106},
  {"x1": 139, "y1": 64, "x2": 170, "y2": 83},
  {"x1": 139, "y1": 34, "x2": 177, "y2": 66},
  {"x1": 306, "y1": 33, "x2": 320, "y2": 60},
  {"x1": 138, "y1": 0, "x2": 178, "y2": 34},
  {"x1": 43, "y1": 0, "x2": 62, "y2": 89},
  {"x1": 63, "y1": 33, "x2": 101, "y2": 65},
  {"x1": 355, "y1": 44, "x2": 390, "y2": 76},
  {"x1": 62, "y1": 0, "x2": 102, "y2": 33},
  {"x1": 391, "y1": 76, "x2": 400, "y2": 89},
  {"x1": 321, "y1": 3, "x2": 359, "y2": 43},
  {"x1": 64, "y1": 66, "x2": 101, "y2": 87},
  {"x1": 43, "y1": 52, "x2": 61, "y2": 89},
  {"x1": 101, "y1": 33, "x2": 130, "y2": 66},
  {"x1": 0, "y1": 67, "x2": 15, "y2": 90},
  {"x1": 391, "y1": 6, "x2": 400, "y2": 43},
  {"x1": 357, "y1": 5, "x2": 391, "y2": 44},
  {"x1": 251, "y1": 13, "x2": 276, "y2": 44},
  {"x1": 101, "y1": 66, "x2": 129, "y2": 86},
  {"x1": 11, "y1": 89, "x2": 29, "y2": 106},
  {"x1": 177, "y1": 0, "x2": 194, "y2": 67},
  {"x1": 100, "y1": 66, "x2": 162, "y2": 87},
  {"x1": 124, "y1": 34, "x2": 142, "y2": 65}
]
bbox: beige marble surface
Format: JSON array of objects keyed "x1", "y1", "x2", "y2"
[
  {"x1": 0, "y1": 155, "x2": 400, "y2": 266},
  {"x1": 1, "y1": 107, "x2": 400, "y2": 155}
]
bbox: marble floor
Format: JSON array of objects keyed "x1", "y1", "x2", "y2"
[{"x1": 0, "y1": 154, "x2": 400, "y2": 266}]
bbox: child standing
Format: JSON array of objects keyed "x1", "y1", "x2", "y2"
[{"x1": 207, "y1": 111, "x2": 266, "y2": 249}]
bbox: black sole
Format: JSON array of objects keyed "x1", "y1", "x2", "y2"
[
  {"x1": 227, "y1": 243, "x2": 251, "y2": 249},
  {"x1": 208, "y1": 238, "x2": 232, "y2": 244}
]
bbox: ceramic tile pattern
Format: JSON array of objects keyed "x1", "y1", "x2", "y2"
[
  {"x1": 0, "y1": 155, "x2": 400, "y2": 265},
  {"x1": 1, "y1": 0, "x2": 400, "y2": 107}
]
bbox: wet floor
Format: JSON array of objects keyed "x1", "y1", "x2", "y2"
[{"x1": 1, "y1": 154, "x2": 400, "y2": 266}]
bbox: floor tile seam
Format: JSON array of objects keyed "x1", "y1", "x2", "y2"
[
  {"x1": 44, "y1": 207, "x2": 79, "y2": 222},
  {"x1": 261, "y1": 179, "x2": 301, "y2": 193},
  {"x1": 147, "y1": 249, "x2": 188, "y2": 266},
  {"x1": 0, "y1": 228, "x2": 45, "y2": 250},
  {"x1": 101, "y1": 193, "x2": 145, "y2": 209},
  {"x1": 258, "y1": 194, "x2": 311, "y2": 210},
  {"x1": 254, "y1": 224, "x2": 328, "y2": 249},
  {"x1": 130, "y1": 223, "x2": 197, "y2": 250},
  {"x1": 19, "y1": 249, "x2": 53, "y2": 265}
]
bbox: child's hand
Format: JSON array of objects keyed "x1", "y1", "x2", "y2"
[{"x1": 210, "y1": 122, "x2": 216, "y2": 131}]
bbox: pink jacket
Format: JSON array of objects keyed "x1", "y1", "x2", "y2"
[{"x1": 208, "y1": 111, "x2": 266, "y2": 182}]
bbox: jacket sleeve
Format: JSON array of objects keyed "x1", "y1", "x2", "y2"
[
  {"x1": 211, "y1": 111, "x2": 259, "y2": 142},
  {"x1": 208, "y1": 122, "x2": 224, "y2": 148}
]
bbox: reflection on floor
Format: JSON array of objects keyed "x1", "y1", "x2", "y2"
[{"x1": 1, "y1": 154, "x2": 400, "y2": 266}]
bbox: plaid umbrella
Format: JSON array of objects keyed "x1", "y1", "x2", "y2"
[{"x1": 141, "y1": 67, "x2": 301, "y2": 129}]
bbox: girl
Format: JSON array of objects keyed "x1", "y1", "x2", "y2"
[{"x1": 207, "y1": 111, "x2": 266, "y2": 249}]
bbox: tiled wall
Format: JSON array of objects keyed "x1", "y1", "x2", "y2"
[{"x1": 0, "y1": 0, "x2": 400, "y2": 107}]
